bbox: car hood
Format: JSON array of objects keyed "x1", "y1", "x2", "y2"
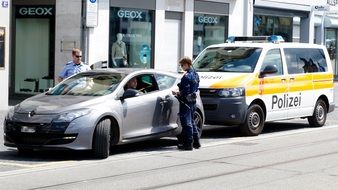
[
  {"x1": 15, "y1": 94, "x2": 98, "y2": 114},
  {"x1": 197, "y1": 72, "x2": 256, "y2": 88}
]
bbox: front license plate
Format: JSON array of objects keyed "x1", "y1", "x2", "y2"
[{"x1": 21, "y1": 126, "x2": 36, "y2": 133}]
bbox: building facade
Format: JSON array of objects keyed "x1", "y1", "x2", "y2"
[
  {"x1": 0, "y1": 0, "x2": 10, "y2": 110},
  {"x1": 1, "y1": 0, "x2": 338, "y2": 110}
]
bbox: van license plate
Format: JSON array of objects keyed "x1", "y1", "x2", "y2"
[{"x1": 21, "y1": 126, "x2": 36, "y2": 133}]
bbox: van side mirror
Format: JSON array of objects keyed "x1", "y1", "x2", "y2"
[
  {"x1": 121, "y1": 89, "x2": 140, "y2": 100},
  {"x1": 259, "y1": 65, "x2": 278, "y2": 78}
]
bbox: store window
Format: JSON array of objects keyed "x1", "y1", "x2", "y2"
[
  {"x1": 325, "y1": 29, "x2": 337, "y2": 78},
  {"x1": 193, "y1": 14, "x2": 228, "y2": 58},
  {"x1": 253, "y1": 15, "x2": 293, "y2": 42},
  {"x1": 109, "y1": 7, "x2": 154, "y2": 68}
]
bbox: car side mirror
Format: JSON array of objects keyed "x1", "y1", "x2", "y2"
[
  {"x1": 259, "y1": 65, "x2": 278, "y2": 78},
  {"x1": 121, "y1": 89, "x2": 140, "y2": 99}
]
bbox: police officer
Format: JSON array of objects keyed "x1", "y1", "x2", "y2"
[
  {"x1": 58, "y1": 48, "x2": 91, "y2": 82},
  {"x1": 173, "y1": 56, "x2": 200, "y2": 150}
]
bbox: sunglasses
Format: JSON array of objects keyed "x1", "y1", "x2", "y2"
[{"x1": 75, "y1": 55, "x2": 82, "y2": 58}]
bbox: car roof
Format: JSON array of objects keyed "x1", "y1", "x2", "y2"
[{"x1": 81, "y1": 68, "x2": 182, "y2": 78}]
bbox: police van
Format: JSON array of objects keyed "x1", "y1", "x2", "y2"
[{"x1": 193, "y1": 36, "x2": 335, "y2": 136}]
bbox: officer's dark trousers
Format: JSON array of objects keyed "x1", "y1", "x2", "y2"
[{"x1": 179, "y1": 101, "x2": 199, "y2": 144}]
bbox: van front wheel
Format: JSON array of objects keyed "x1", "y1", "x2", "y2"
[
  {"x1": 308, "y1": 99, "x2": 327, "y2": 127},
  {"x1": 240, "y1": 104, "x2": 265, "y2": 136}
]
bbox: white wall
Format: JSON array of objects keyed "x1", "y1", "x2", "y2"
[
  {"x1": 228, "y1": 0, "x2": 253, "y2": 36},
  {"x1": 87, "y1": 0, "x2": 109, "y2": 66},
  {"x1": 0, "y1": 0, "x2": 10, "y2": 111},
  {"x1": 54, "y1": 0, "x2": 82, "y2": 83}
]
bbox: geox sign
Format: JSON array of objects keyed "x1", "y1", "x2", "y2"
[{"x1": 16, "y1": 5, "x2": 55, "y2": 18}]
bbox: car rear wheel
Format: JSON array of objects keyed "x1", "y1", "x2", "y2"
[
  {"x1": 240, "y1": 104, "x2": 265, "y2": 136},
  {"x1": 308, "y1": 99, "x2": 327, "y2": 127},
  {"x1": 92, "y1": 119, "x2": 111, "y2": 159},
  {"x1": 194, "y1": 111, "x2": 203, "y2": 138}
]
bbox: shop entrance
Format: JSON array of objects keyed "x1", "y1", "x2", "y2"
[{"x1": 11, "y1": 5, "x2": 55, "y2": 100}]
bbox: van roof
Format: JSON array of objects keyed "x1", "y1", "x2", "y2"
[{"x1": 207, "y1": 42, "x2": 326, "y2": 49}]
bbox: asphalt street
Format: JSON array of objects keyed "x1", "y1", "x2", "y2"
[{"x1": 0, "y1": 82, "x2": 337, "y2": 189}]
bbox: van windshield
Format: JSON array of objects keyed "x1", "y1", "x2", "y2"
[{"x1": 193, "y1": 47, "x2": 262, "y2": 72}]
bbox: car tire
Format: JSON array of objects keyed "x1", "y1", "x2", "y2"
[
  {"x1": 194, "y1": 111, "x2": 203, "y2": 138},
  {"x1": 308, "y1": 99, "x2": 327, "y2": 127},
  {"x1": 92, "y1": 119, "x2": 111, "y2": 159},
  {"x1": 240, "y1": 104, "x2": 265, "y2": 136}
]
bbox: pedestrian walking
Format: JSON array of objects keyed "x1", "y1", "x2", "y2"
[
  {"x1": 58, "y1": 48, "x2": 91, "y2": 82},
  {"x1": 173, "y1": 56, "x2": 200, "y2": 150}
]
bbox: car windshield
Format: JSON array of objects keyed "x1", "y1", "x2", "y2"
[
  {"x1": 193, "y1": 47, "x2": 262, "y2": 72},
  {"x1": 47, "y1": 72, "x2": 124, "y2": 96}
]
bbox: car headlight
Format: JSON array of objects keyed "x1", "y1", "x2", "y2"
[
  {"x1": 218, "y1": 87, "x2": 245, "y2": 97},
  {"x1": 5, "y1": 106, "x2": 15, "y2": 120},
  {"x1": 53, "y1": 109, "x2": 92, "y2": 123}
]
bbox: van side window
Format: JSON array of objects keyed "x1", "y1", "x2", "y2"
[
  {"x1": 284, "y1": 48, "x2": 328, "y2": 74},
  {"x1": 261, "y1": 49, "x2": 283, "y2": 76}
]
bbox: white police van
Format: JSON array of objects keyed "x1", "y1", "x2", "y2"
[{"x1": 193, "y1": 36, "x2": 335, "y2": 136}]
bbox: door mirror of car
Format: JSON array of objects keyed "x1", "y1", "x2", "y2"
[
  {"x1": 121, "y1": 89, "x2": 141, "y2": 99},
  {"x1": 259, "y1": 65, "x2": 278, "y2": 78}
]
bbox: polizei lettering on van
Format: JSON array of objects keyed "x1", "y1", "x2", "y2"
[{"x1": 272, "y1": 93, "x2": 302, "y2": 109}]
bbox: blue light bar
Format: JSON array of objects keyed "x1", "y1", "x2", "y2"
[{"x1": 226, "y1": 35, "x2": 285, "y2": 43}]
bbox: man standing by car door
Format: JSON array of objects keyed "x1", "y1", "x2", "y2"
[{"x1": 173, "y1": 56, "x2": 200, "y2": 151}]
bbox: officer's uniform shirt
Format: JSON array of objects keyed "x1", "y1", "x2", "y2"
[
  {"x1": 58, "y1": 61, "x2": 91, "y2": 79},
  {"x1": 179, "y1": 68, "x2": 199, "y2": 99}
]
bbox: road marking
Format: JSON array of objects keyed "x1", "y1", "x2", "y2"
[{"x1": 0, "y1": 160, "x2": 76, "y2": 168}]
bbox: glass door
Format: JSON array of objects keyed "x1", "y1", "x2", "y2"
[{"x1": 14, "y1": 18, "x2": 51, "y2": 94}]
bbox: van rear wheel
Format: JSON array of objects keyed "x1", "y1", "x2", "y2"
[
  {"x1": 240, "y1": 104, "x2": 265, "y2": 136},
  {"x1": 308, "y1": 99, "x2": 327, "y2": 127}
]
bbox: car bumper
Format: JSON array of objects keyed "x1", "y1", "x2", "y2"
[
  {"x1": 202, "y1": 96, "x2": 248, "y2": 125},
  {"x1": 3, "y1": 115, "x2": 96, "y2": 150}
]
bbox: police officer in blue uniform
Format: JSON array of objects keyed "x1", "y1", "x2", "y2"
[
  {"x1": 58, "y1": 48, "x2": 91, "y2": 82},
  {"x1": 173, "y1": 56, "x2": 200, "y2": 150}
]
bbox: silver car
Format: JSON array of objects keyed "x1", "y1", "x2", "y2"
[{"x1": 4, "y1": 69, "x2": 204, "y2": 158}]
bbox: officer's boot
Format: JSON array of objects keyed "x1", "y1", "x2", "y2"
[
  {"x1": 177, "y1": 139, "x2": 193, "y2": 151},
  {"x1": 193, "y1": 138, "x2": 201, "y2": 149}
]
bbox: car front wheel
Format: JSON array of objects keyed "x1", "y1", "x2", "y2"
[{"x1": 92, "y1": 119, "x2": 111, "y2": 159}]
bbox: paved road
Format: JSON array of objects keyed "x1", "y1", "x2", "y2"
[
  {"x1": 0, "y1": 123, "x2": 338, "y2": 189},
  {"x1": 0, "y1": 83, "x2": 337, "y2": 189}
]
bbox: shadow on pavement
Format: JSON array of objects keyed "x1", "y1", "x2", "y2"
[
  {"x1": 0, "y1": 120, "x2": 327, "y2": 162},
  {"x1": 201, "y1": 120, "x2": 311, "y2": 139},
  {"x1": 0, "y1": 139, "x2": 179, "y2": 162}
]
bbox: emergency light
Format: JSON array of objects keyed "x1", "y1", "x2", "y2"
[{"x1": 226, "y1": 35, "x2": 285, "y2": 43}]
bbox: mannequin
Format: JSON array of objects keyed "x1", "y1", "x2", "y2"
[
  {"x1": 111, "y1": 33, "x2": 127, "y2": 67},
  {"x1": 193, "y1": 36, "x2": 204, "y2": 57}
]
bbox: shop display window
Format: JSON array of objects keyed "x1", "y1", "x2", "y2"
[
  {"x1": 193, "y1": 13, "x2": 228, "y2": 58},
  {"x1": 109, "y1": 7, "x2": 154, "y2": 68},
  {"x1": 253, "y1": 15, "x2": 292, "y2": 42}
]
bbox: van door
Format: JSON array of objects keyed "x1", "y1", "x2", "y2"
[
  {"x1": 284, "y1": 48, "x2": 315, "y2": 118},
  {"x1": 260, "y1": 49, "x2": 288, "y2": 121}
]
